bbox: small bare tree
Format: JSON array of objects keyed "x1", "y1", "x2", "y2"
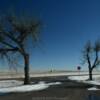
[
  {"x1": 82, "y1": 40, "x2": 100, "y2": 80},
  {"x1": 0, "y1": 14, "x2": 40, "y2": 84}
]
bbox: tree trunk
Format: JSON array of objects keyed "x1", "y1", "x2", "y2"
[
  {"x1": 89, "y1": 69, "x2": 92, "y2": 80},
  {"x1": 24, "y1": 53, "x2": 30, "y2": 84}
]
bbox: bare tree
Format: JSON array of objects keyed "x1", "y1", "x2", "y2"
[
  {"x1": 0, "y1": 14, "x2": 40, "y2": 84},
  {"x1": 82, "y1": 40, "x2": 100, "y2": 80}
]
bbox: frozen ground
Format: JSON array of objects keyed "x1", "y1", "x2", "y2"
[
  {"x1": 0, "y1": 80, "x2": 61, "y2": 93},
  {"x1": 0, "y1": 71, "x2": 100, "y2": 79},
  {"x1": 0, "y1": 80, "x2": 23, "y2": 88},
  {"x1": 0, "y1": 71, "x2": 100, "y2": 93},
  {"x1": 68, "y1": 75, "x2": 100, "y2": 91}
]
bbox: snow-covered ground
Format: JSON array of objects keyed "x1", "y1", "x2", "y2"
[
  {"x1": 68, "y1": 75, "x2": 100, "y2": 91},
  {"x1": 0, "y1": 71, "x2": 100, "y2": 79},
  {"x1": 0, "y1": 80, "x2": 61, "y2": 93},
  {"x1": 68, "y1": 75, "x2": 100, "y2": 85},
  {"x1": 88, "y1": 87, "x2": 100, "y2": 91},
  {"x1": 0, "y1": 80, "x2": 23, "y2": 88},
  {"x1": 0, "y1": 72, "x2": 100, "y2": 93}
]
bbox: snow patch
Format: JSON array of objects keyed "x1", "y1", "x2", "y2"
[
  {"x1": 0, "y1": 80, "x2": 61, "y2": 93},
  {"x1": 88, "y1": 87, "x2": 100, "y2": 91},
  {"x1": 84, "y1": 81, "x2": 100, "y2": 85},
  {"x1": 68, "y1": 75, "x2": 100, "y2": 91},
  {"x1": 0, "y1": 80, "x2": 23, "y2": 88},
  {"x1": 0, "y1": 82, "x2": 49, "y2": 93},
  {"x1": 47, "y1": 82, "x2": 61, "y2": 85},
  {"x1": 68, "y1": 75, "x2": 100, "y2": 85},
  {"x1": 68, "y1": 76, "x2": 88, "y2": 81}
]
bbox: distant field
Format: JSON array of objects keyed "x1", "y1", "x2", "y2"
[{"x1": 0, "y1": 71, "x2": 100, "y2": 79}]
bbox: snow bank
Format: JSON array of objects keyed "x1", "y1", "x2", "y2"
[
  {"x1": 68, "y1": 75, "x2": 100, "y2": 85},
  {"x1": 88, "y1": 87, "x2": 100, "y2": 91},
  {"x1": 47, "y1": 82, "x2": 61, "y2": 85},
  {"x1": 0, "y1": 80, "x2": 61, "y2": 93},
  {"x1": 68, "y1": 76, "x2": 88, "y2": 81},
  {"x1": 84, "y1": 81, "x2": 100, "y2": 85},
  {"x1": 0, "y1": 80, "x2": 23, "y2": 88},
  {"x1": 0, "y1": 82, "x2": 48, "y2": 93},
  {"x1": 68, "y1": 75, "x2": 100, "y2": 81},
  {"x1": 68, "y1": 75, "x2": 100, "y2": 91}
]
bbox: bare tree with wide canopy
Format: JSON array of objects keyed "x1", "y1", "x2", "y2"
[
  {"x1": 0, "y1": 14, "x2": 40, "y2": 84},
  {"x1": 82, "y1": 40, "x2": 100, "y2": 80}
]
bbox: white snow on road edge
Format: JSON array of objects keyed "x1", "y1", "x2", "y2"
[
  {"x1": 68, "y1": 75, "x2": 100, "y2": 91},
  {"x1": 68, "y1": 75, "x2": 100, "y2": 85},
  {"x1": 0, "y1": 80, "x2": 23, "y2": 88},
  {"x1": 68, "y1": 76, "x2": 89, "y2": 81},
  {"x1": 0, "y1": 80, "x2": 61, "y2": 93},
  {"x1": 88, "y1": 87, "x2": 100, "y2": 91}
]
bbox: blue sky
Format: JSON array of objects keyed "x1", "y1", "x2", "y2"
[{"x1": 0, "y1": 0, "x2": 100, "y2": 71}]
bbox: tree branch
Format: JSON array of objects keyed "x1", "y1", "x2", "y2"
[
  {"x1": 0, "y1": 41, "x2": 16, "y2": 49},
  {"x1": 92, "y1": 51, "x2": 98, "y2": 70},
  {"x1": 86, "y1": 53, "x2": 91, "y2": 69},
  {"x1": 0, "y1": 48, "x2": 18, "y2": 52}
]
